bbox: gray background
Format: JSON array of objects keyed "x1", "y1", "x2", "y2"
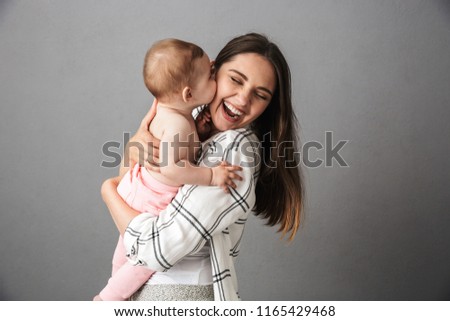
[{"x1": 1, "y1": 0, "x2": 449, "y2": 300}]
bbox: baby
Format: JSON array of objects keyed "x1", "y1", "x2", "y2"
[{"x1": 95, "y1": 39, "x2": 242, "y2": 300}]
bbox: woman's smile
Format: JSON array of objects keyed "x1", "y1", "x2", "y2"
[{"x1": 221, "y1": 100, "x2": 244, "y2": 122}]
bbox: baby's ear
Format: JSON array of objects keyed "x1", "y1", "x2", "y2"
[{"x1": 181, "y1": 86, "x2": 192, "y2": 103}]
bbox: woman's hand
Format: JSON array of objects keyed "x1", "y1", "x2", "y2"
[
  {"x1": 120, "y1": 100, "x2": 161, "y2": 176},
  {"x1": 195, "y1": 107, "x2": 212, "y2": 142},
  {"x1": 101, "y1": 176, "x2": 121, "y2": 202},
  {"x1": 101, "y1": 176, "x2": 140, "y2": 235}
]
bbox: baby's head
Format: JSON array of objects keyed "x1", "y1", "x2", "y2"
[{"x1": 143, "y1": 39, "x2": 216, "y2": 107}]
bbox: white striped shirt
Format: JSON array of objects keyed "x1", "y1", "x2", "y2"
[{"x1": 123, "y1": 128, "x2": 260, "y2": 300}]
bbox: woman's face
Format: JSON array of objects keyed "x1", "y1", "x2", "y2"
[{"x1": 209, "y1": 53, "x2": 276, "y2": 132}]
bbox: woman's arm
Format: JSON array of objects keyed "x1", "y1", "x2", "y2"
[
  {"x1": 119, "y1": 100, "x2": 160, "y2": 178},
  {"x1": 101, "y1": 177, "x2": 140, "y2": 234},
  {"x1": 103, "y1": 100, "x2": 160, "y2": 234},
  {"x1": 107, "y1": 101, "x2": 211, "y2": 234}
]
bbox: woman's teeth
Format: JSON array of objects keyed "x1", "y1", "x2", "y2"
[{"x1": 223, "y1": 102, "x2": 242, "y2": 118}]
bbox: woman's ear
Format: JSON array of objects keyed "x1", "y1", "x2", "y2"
[{"x1": 181, "y1": 86, "x2": 192, "y2": 103}]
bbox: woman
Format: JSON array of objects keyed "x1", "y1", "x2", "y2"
[{"x1": 101, "y1": 33, "x2": 304, "y2": 300}]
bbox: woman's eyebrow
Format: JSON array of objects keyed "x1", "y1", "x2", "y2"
[{"x1": 229, "y1": 69, "x2": 273, "y2": 96}]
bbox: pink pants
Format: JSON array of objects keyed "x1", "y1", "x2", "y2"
[{"x1": 99, "y1": 164, "x2": 179, "y2": 301}]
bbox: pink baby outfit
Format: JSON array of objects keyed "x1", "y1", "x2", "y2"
[{"x1": 99, "y1": 163, "x2": 179, "y2": 300}]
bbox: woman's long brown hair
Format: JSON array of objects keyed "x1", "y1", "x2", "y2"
[{"x1": 214, "y1": 33, "x2": 304, "y2": 241}]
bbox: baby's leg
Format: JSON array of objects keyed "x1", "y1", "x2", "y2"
[
  {"x1": 111, "y1": 235, "x2": 127, "y2": 276},
  {"x1": 99, "y1": 261, "x2": 154, "y2": 301},
  {"x1": 111, "y1": 164, "x2": 141, "y2": 276}
]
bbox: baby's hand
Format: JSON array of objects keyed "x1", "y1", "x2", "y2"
[
  {"x1": 195, "y1": 107, "x2": 212, "y2": 142},
  {"x1": 93, "y1": 295, "x2": 103, "y2": 301},
  {"x1": 210, "y1": 161, "x2": 243, "y2": 193}
]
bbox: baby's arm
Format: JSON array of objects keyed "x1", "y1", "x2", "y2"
[{"x1": 159, "y1": 119, "x2": 242, "y2": 192}]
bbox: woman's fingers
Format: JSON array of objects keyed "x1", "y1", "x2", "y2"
[
  {"x1": 144, "y1": 160, "x2": 161, "y2": 174},
  {"x1": 143, "y1": 141, "x2": 160, "y2": 170},
  {"x1": 140, "y1": 99, "x2": 158, "y2": 130},
  {"x1": 195, "y1": 107, "x2": 213, "y2": 141},
  {"x1": 204, "y1": 108, "x2": 211, "y2": 120}
]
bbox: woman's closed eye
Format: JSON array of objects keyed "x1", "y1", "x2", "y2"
[
  {"x1": 255, "y1": 92, "x2": 268, "y2": 100},
  {"x1": 231, "y1": 76, "x2": 268, "y2": 100},
  {"x1": 230, "y1": 76, "x2": 243, "y2": 85}
]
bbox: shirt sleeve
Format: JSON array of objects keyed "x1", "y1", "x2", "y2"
[{"x1": 123, "y1": 129, "x2": 260, "y2": 271}]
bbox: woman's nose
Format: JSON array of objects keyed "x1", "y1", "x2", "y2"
[{"x1": 235, "y1": 89, "x2": 251, "y2": 107}]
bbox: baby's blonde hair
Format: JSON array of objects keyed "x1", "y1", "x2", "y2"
[{"x1": 143, "y1": 39, "x2": 204, "y2": 101}]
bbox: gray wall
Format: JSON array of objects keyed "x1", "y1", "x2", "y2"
[{"x1": 1, "y1": 0, "x2": 449, "y2": 300}]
